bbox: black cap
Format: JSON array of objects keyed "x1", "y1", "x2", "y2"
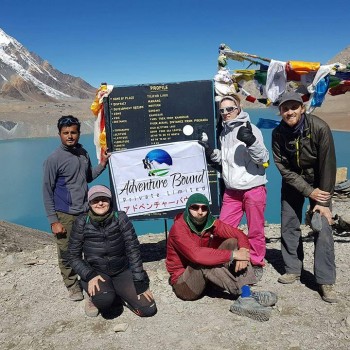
[{"x1": 278, "y1": 92, "x2": 303, "y2": 107}]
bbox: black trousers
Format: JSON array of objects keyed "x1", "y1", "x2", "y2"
[{"x1": 81, "y1": 269, "x2": 157, "y2": 317}]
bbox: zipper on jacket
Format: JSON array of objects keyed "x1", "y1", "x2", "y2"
[{"x1": 296, "y1": 136, "x2": 301, "y2": 169}]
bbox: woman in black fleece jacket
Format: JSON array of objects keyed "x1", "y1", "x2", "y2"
[{"x1": 68, "y1": 185, "x2": 157, "y2": 318}]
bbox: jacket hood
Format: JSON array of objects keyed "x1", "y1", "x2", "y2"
[
  {"x1": 183, "y1": 193, "x2": 215, "y2": 233},
  {"x1": 222, "y1": 110, "x2": 250, "y2": 129}
]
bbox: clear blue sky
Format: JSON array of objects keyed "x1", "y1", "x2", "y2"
[{"x1": 1, "y1": 0, "x2": 348, "y2": 88}]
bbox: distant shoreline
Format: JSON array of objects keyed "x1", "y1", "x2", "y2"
[{"x1": 0, "y1": 98, "x2": 349, "y2": 141}]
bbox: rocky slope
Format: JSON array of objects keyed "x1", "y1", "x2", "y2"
[
  {"x1": 0, "y1": 28, "x2": 96, "y2": 102},
  {"x1": 1, "y1": 198, "x2": 350, "y2": 350}
]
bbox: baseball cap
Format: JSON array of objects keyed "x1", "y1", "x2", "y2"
[
  {"x1": 88, "y1": 185, "x2": 112, "y2": 202},
  {"x1": 278, "y1": 91, "x2": 303, "y2": 107}
]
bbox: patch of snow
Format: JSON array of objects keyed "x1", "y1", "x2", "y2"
[
  {"x1": 0, "y1": 43, "x2": 71, "y2": 98},
  {"x1": 0, "y1": 29, "x2": 11, "y2": 46}
]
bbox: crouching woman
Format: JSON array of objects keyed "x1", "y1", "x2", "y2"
[{"x1": 68, "y1": 185, "x2": 157, "y2": 318}]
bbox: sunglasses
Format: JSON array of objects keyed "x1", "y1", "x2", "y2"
[
  {"x1": 189, "y1": 204, "x2": 209, "y2": 212},
  {"x1": 90, "y1": 197, "x2": 110, "y2": 204},
  {"x1": 58, "y1": 116, "x2": 81, "y2": 128},
  {"x1": 219, "y1": 106, "x2": 238, "y2": 114}
]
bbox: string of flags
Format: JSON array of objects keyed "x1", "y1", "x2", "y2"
[
  {"x1": 214, "y1": 43, "x2": 350, "y2": 114},
  {"x1": 90, "y1": 83, "x2": 113, "y2": 161}
]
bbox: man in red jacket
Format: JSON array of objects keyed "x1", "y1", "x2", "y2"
[{"x1": 166, "y1": 193, "x2": 277, "y2": 321}]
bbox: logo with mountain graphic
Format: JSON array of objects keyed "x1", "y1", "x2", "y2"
[{"x1": 142, "y1": 149, "x2": 173, "y2": 176}]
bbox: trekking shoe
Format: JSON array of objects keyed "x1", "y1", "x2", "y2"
[
  {"x1": 251, "y1": 291, "x2": 278, "y2": 307},
  {"x1": 68, "y1": 284, "x2": 84, "y2": 301},
  {"x1": 277, "y1": 273, "x2": 300, "y2": 284},
  {"x1": 230, "y1": 297, "x2": 271, "y2": 322},
  {"x1": 253, "y1": 266, "x2": 264, "y2": 282},
  {"x1": 85, "y1": 297, "x2": 99, "y2": 317},
  {"x1": 320, "y1": 284, "x2": 338, "y2": 303}
]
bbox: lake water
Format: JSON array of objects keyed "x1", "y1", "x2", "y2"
[{"x1": 1, "y1": 109, "x2": 349, "y2": 235}]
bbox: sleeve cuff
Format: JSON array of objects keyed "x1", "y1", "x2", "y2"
[
  {"x1": 86, "y1": 271, "x2": 98, "y2": 282},
  {"x1": 229, "y1": 250, "x2": 235, "y2": 264},
  {"x1": 134, "y1": 280, "x2": 149, "y2": 295},
  {"x1": 48, "y1": 214, "x2": 59, "y2": 225}
]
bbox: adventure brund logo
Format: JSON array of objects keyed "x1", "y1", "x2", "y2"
[{"x1": 142, "y1": 149, "x2": 173, "y2": 176}]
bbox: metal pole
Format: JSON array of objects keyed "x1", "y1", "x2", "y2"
[{"x1": 164, "y1": 218, "x2": 168, "y2": 244}]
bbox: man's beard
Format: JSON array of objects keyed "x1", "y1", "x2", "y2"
[{"x1": 190, "y1": 214, "x2": 207, "y2": 226}]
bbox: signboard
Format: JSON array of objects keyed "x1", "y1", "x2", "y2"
[
  {"x1": 109, "y1": 141, "x2": 210, "y2": 217},
  {"x1": 104, "y1": 80, "x2": 220, "y2": 218}
]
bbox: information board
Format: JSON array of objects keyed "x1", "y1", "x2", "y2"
[{"x1": 104, "y1": 80, "x2": 220, "y2": 218}]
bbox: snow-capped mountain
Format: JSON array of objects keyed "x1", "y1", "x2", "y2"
[{"x1": 0, "y1": 28, "x2": 96, "y2": 101}]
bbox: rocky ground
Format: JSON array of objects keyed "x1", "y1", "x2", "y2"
[{"x1": 0, "y1": 197, "x2": 350, "y2": 350}]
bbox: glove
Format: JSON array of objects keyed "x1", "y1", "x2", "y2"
[
  {"x1": 237, "y1": 121, "x2": 256, "y2": 147},
  {"x1": 198, "y1": 140, "x2": 214, "y2": 158}
]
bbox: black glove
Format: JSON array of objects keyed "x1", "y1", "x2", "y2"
[
  {"x1": 237, "y1": 121, "x2": 256, "y2": 147},
  {"x1": 198, "y1": 140, "x2": 214, "y2": 158}
]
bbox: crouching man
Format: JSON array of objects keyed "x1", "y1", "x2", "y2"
[{"x1": 166, "y1": 193, "x2": 277, "y2": 322}]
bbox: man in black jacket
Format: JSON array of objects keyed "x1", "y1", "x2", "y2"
[{"x1": 272, "y1": 92, "x2": 337, "y2": 303}]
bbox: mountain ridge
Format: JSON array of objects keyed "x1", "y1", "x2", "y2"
[{"x1": 0, "y1": 28, "x2": 96, "y2": 102}]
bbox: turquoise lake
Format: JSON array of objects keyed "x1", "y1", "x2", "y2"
[{"x1": 1, "y1": 109, "x2": 349, "y2": 235}]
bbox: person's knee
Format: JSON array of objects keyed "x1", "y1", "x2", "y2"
[
  {"x1": 218, "y1": 238, "x2": 238, "y2": 250},
  {"x1": 135, "y1": 303, "x2": 158, "y2": 317},
  {"x1": 92, "y1": 291, "x2": 116, "y2": 310},
  {"x1": 172, "y1": 282, "x2": 202, "y2": 301}
]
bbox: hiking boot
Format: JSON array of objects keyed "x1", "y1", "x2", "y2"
[
  {"x1": 68, "y1": 284, "x2": 84, "y2": 301},
  {"x1": 85, "y1": 297, "x2": 99, "y2": 317},
  {"x1": 230, "y1": 297, "x2": 271, "y2": 322},
  {"x1": 277, "y1": 273, "x2": 300, "y2": 284},
  {"x1": 320, "y1": 284, "x2": 338, "y2": 303},
  {"x1": 251, "y1": 291, "x2": 278, "y2": 307},
  {"x1": 253, "y1": 266, "x2": 264, "y2": 282}
]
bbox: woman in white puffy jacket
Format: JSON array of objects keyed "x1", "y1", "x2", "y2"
[{"x1": 200, "y1": 95, "x2": 269, "y2": 280}]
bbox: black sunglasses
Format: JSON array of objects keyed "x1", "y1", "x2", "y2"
[{"x1": 189, "y1": 204, "x2": 209, "y2": 212}]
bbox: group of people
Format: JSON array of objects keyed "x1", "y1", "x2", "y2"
[{"x1": 42, "y1": 91, "x2": 338, "y2": 322}]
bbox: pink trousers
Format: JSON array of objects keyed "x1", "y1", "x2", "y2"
[{"x1": 219, "y1": 185, "x2": 267, "y2": 266}]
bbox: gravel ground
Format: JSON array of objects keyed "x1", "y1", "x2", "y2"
[{"x1": 0, "y1": 198, "x2": 350, "y2": 350}]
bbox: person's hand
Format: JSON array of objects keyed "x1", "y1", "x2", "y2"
[
  {"x1": 51, "y1": 222, "x2": 66, "y2": 235},
  {"x1": 233, "y1": 248, "x2": 250, "y2": 261},
  {"x1": 237, "y1": 121, "x2": 256, "y2": 147},
  {"x1": 88, "y1": 275, "x2": 106, "y2": 296},
  {"x1": 100, "y1": 148, "x2": 111, "y2": 167},
  {"x1": 198, "y1": 132, "x2": 214, "y2": 158},
  {"x1": 234, "y1": 260, "x2": 248, "y2": 273},
  {"x1": 137, "y1": 289, "x2": 154, "y2": 302},
  {"x1": 313, "y1": 205, "x2": 334, "y2": 225},
  {"x1": 309, "y1": 188, "x2": 331, "y2": 203}
]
